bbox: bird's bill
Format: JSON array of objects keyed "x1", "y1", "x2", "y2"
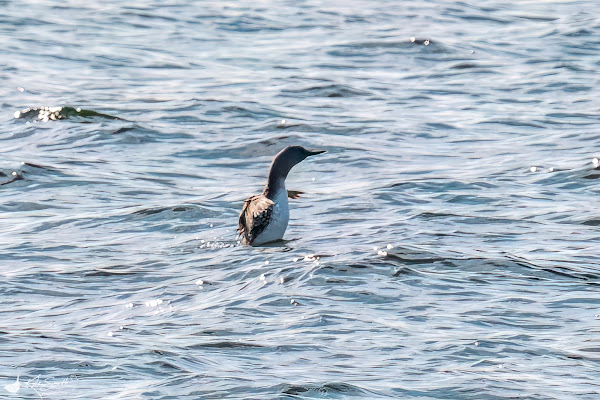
[{"x1": 307, "y1": 149, "x2": 326, "y2": 156}]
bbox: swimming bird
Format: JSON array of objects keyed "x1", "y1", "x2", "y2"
[{"x1": 238, "y1": 145, "x2": 326, "y2": 246}]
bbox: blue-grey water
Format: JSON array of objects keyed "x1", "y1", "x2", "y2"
[{"x1": 1, "y1": 1, "x2": 600, "y2": 399}]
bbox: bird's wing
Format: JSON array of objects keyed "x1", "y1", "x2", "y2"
[
  {"x1": 287, "y1": 190, "x2": 304, "y2": 199},
  {"x1": 238, "y1": 194, "x2": 274, "y2": 244}
]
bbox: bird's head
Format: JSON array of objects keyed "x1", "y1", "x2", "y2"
[{"x1": 269, "y1": 145, "x2": 326, "y2": 181}]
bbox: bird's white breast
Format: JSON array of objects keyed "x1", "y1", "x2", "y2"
[{"x1": 252, "y1": 186, "x2": 289, "y2": 245}]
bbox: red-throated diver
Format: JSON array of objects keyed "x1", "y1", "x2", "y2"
[{"x1": 237, "y1": 146, "x2": 326, "y2": 246}]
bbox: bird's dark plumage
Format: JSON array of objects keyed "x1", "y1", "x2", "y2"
[{"x1": 237, "y1": 194, "x2": 274, "y2": 245}]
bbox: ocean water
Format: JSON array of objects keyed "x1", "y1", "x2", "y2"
[{"x1": 1, "y1": 1, "x2": 600, "y2": 399}]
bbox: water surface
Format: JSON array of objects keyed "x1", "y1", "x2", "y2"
[{"x1": 1, "y1": 1, "x2": 600, "y2": 399}]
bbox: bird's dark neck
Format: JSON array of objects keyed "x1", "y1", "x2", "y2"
[
  {"x1": 263, "y1": 174, "x2": 286, "y2": 200},
  {"x1": 262, "y1": 151, "x2": 296, "y2": 200},
  {"x1": 263, "y1": 159, "x2": 289, "y2": 200}
]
